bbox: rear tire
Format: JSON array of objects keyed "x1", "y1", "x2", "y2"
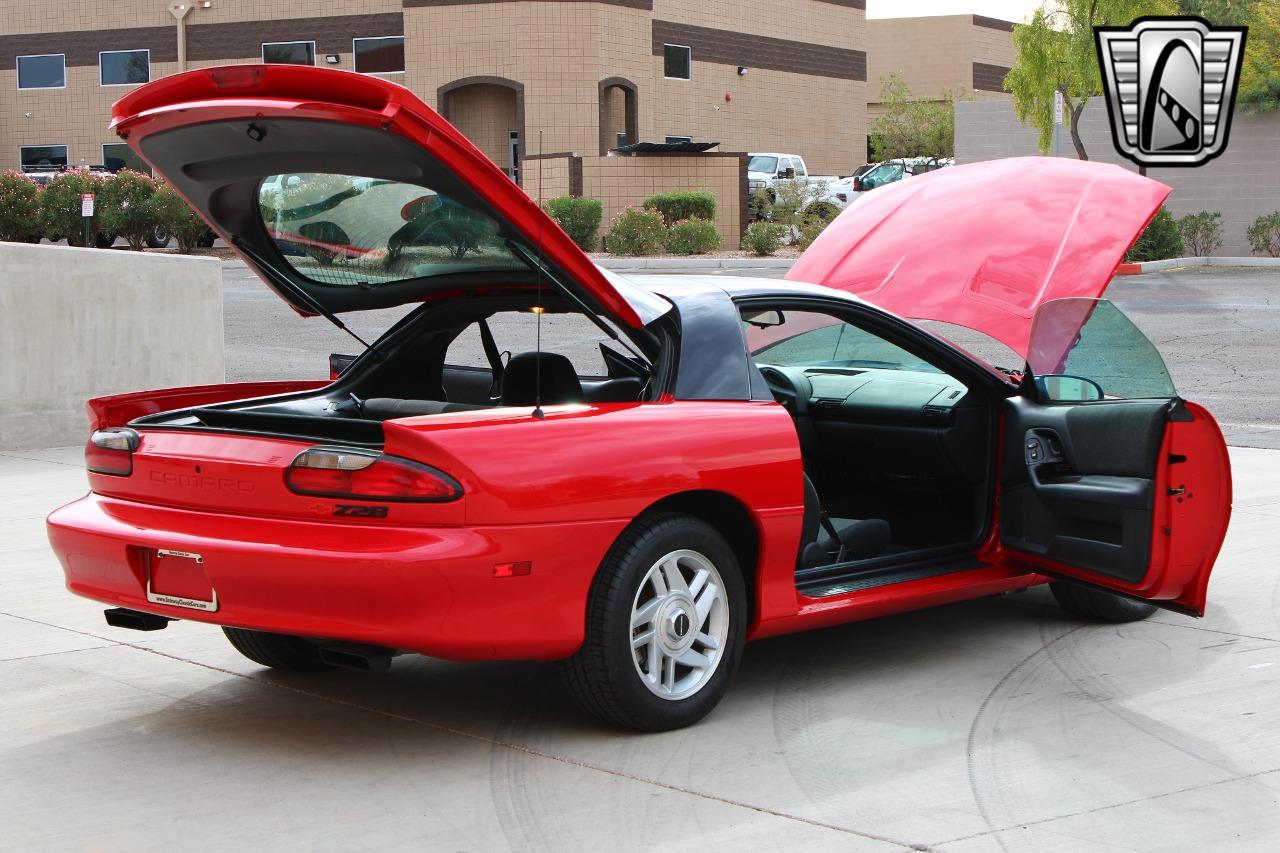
[
  {"x1": 1050, "y1": 582, "x2": 1158, "y2": 623},
  {"x1": 564, "y1": 513, "x2": 746, "y2": 731},
  {"x1": 222, "y1": 627, "x2": 333, "y2": 672}
]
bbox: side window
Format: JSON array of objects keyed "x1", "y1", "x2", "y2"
[
  {"x1": 793, "y1": 159, "x2": 807, "y2": 178},
  {"x1": 1028, "y1": 298, "x2": 1175, "y2": 401},
  {"x1": 744, "y1": 309, "x2": 943, "y2": 374},
  {"x1": 445, "y1": 312, "x2": 612, "y2": 377}
]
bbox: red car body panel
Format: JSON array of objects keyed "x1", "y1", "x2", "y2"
[{"x1": 788, "y1": 157, "x2": 1171, "y2": 359}]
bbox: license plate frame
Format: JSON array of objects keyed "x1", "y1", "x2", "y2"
[{"x1": 146, "y1": 548, "x2": 219, "y2": 612}]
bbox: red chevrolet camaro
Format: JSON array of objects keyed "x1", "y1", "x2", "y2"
[{"x1": 47, "y1": 66, "x2": 1232, "y2": 731}]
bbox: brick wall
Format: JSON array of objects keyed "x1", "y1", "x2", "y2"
[{"x1": 955, "y1": 99, "x2": 1280, "y2": 257}]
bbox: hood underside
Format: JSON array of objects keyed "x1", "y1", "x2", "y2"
[{"x1": 787, "y1": 157, "x2": 1172, "y2": 359}]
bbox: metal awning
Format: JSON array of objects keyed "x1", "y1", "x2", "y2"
[{"x1": 610, "y1": 141, "x2": 721, "y2": 154}]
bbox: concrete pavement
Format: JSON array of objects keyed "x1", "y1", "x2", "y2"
[{"x1": 3, "y1": 443, "x2": 1278, "y2": 851}]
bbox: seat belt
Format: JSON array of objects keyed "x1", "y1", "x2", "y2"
[
  {"x1": 818, "y1": 511, "x2": 846, "y2": 564},
  {"x1": 478, "y1": 319, "x2": 506, "y2": 399}
]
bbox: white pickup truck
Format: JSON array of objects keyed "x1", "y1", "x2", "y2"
[{"x1": 747, "y1": 153, "x2": 840, "y2": 202}]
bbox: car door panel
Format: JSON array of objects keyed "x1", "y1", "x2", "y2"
[{"x1": 1001, "y1": 397, "x2": 1168, "y2": 584}]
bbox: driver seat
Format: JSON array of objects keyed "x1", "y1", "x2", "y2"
[{"x1": 799, "y1": 474, "x2": 892, "y2": 569}]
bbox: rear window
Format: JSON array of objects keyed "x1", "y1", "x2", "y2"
[{"x1": 258, "y1": 172, "x2": 529, "y2": 288}]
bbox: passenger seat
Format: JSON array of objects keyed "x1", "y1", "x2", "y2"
[{"x1": 798, "y1": 474, "x2": 892, "y2": 569}]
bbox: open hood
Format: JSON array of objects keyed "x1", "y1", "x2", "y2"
[
  {"x1": 110, "y1": 65, "x2": 666, "y2": 328},
  {"x1": 787, "y1": 158, "x2": 1171, "y2": 359}
]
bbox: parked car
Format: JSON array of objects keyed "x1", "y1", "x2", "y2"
[
  {"x1": 822, "y1": 163, "x2": 877, "y2": 209},
  {"x1": 845, "y1": 157, "x2": 954, "y2": 203},
  {"x1": 48, "y1": 66, "x2": 1232, "y2": 732},
  {"x1": 747, "y1": 152, "x2": 839, "y2": 202}
]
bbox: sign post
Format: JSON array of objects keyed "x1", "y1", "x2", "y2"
[
  {"x1": 1053, "y1": 90, "x2": 1063, "y2": 157},
  {"x1": 81, "y1": 193, "x2": 95, "y2": 248}
]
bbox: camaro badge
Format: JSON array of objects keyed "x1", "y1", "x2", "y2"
[{"x1": 1095, "y1": 17, "x2": 1246, "y2": 167}]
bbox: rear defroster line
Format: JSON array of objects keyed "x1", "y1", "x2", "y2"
[{"x1": 1, "y1": 609, "x2": 928, "y2": 851}]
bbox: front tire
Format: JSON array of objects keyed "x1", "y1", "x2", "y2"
[
  {"x1": 1050, "y1": 582, "x2": 1158, "y2": 623},
  {"x1": 565, "y1": 513, "x2": 746, "y2": 731},
  {"x1": 222, "y1": 627, "x2": 333, "y2": 672}
]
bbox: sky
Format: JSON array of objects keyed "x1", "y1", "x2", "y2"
[{"x1": 866, "y1": 0, "x2": 1044, "y2": 23}]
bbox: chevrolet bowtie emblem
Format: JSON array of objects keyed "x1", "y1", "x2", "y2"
[{"x1": 1095, "y1": 17, "x2": 1247, "y2": 168}]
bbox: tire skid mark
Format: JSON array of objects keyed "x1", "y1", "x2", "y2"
[
  {"x1": 1041, "y1": 622, "x2": 1251, "y2": 780},
  {"x1": 964, "y1": 622, "x2": 1085, "y2": 852}
]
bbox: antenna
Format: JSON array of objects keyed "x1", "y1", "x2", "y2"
[{"x1": 532, "y1": 130, "x2": 545, "y2": 420}]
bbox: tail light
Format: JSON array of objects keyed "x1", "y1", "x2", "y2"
[
  {"x1": 86, "y1": 428, "x2": 139, "y2": 476},
  {"x1": 285, "y1": 447, "x2": 462, "y2": 502}
]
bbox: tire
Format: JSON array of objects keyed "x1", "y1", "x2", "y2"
[
  {"x1": 94, "y1": 232, "x2": 116, "y2": 249},
  {"x1": 222, "y1": 627, "x2": 334, "y2": 672},
  {"x1": 198, "y1": 230, "x2": 216, "y2": 248},
  {"x1": 1050, "y1": 581, "x2": 1158, "y2": 623},
  {"x1": 145, "y1": 225, "x2": 170, "y2": 248},
  {"x1": 564, "y1": 513, "x2": 747, "y2": 731}
]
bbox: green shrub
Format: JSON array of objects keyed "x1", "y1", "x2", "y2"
[
  {"x1": 40, "y1": 170, "x2": 109, "y2": 246},
  {"x1": 604, "y1": 206, "x2": 666, "y2": 255},
  {"x1": 802, "y1": 200, "x2": 841, "y2": 225},
  {"x1": 642, "y1": 190, "x2": 716, "y2": 225},
  {"x1": 795, "y1": 213, "x2": 833, "y2": 252},
  {"x1": 98, "y1": 169, "x2": 158, "y2": 250},
  {"x1": 149, "y1": 183, "x2": 210, "y2": 254},
  {"x1": 0, "y1": 170, "x2": 41, "y2": 242},
  {"x1": 1247, "y1": 211, "x2": 1280, "y2": 257},
  {"x1": 1125, "y1": 205, "x2": 1183, "y2": 262},
  {"x1": 665, "y1": 218, "x2": 722, "y2": 255},
  {"x1": 1176, "y1": 211, "x2": 1223, "y2": 257},
  {"x1": 543, "y1": 196, "x2": 603, "y2": 251},
  {"x1": 741, "y1": 221, "x2": 786, "y2": 256}
]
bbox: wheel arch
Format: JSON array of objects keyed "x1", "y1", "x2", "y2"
[{"x1": 635, "y1": 489, "x2": 762, "y2": 627}]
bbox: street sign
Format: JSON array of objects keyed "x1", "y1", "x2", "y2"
[
  {"x1": 81, "y1": 193, "x2": 95, "y2": 217},
  {"x1": 1054, "y1": 90, "x2": 1064, "y2": 126}
]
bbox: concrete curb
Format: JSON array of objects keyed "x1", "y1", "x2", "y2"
[
  {"x1": 1117, "y1": 256, "x2": 1280, "y2": 274},
  {"x1": 593, "y1": 257, "x2": 796, "y2": 270}
]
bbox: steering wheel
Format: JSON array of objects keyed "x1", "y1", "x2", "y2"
[{"x1": 758, "y1": 365, "x2": 811, "y2": 416}]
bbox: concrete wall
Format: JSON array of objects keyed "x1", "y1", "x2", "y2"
[
  {"x1": 0, "y1": 243, "x2": 223, "y2": 450},
  {"x1": 956, "y1": 100, "x2": 1280, "y2": 257}
]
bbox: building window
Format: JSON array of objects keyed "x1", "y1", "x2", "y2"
[
  {"x1": 261, "y1": 41, "x2": 315, "y2": 66},
  {"x1": 102, "y1": 143, "x2": 149, "y2": 174},
  {"x1": 665, "y1": 135, "x2": 693, "y2": 144},
  {"x1": 353, "y1": 36, "x2": 405, "y2": 74},
  {"x1": 100, "y1": 49, "x2": 150, "y2": 86},
  {"x1": 17, "y1": 54, "x2": 65, "y2": 89},
  {"x1": 20, "y1": 144, "x2": 68, "y2": 168},
  {"x1": 663, "y1": 44, "x2": 691, "y2": 80}
]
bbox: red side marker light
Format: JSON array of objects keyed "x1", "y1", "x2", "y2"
[{"x1": 493, "y1": 561, "x2": 531, "y2": 578}]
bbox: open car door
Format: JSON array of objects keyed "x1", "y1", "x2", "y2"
[{"x1": 999, "y1": 298, "x2": 1231, "y2": 616}]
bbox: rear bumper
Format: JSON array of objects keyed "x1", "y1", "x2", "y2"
[{"x1": 46, "y1": 493, "x2": 627, "y2": 661}]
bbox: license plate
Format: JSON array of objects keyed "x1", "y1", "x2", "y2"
[{"x1": 146, "y1": 549, "x2": 219, "y2": 612}]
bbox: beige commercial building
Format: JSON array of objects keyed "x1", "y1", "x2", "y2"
[
  {"x1": 865, "y1": 14, "x2": 1014, "y2": 158},
  {"x1": 0, "y1": 1, "x2": 868, "y2": 182}
]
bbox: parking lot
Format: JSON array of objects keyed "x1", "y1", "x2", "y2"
[{"x1": 2, "y1": 263, "x2": 1279, "y2": 850}]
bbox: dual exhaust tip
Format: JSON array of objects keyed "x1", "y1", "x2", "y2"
[{"x1": 103, "y1": 608, "x2": 393, "y2": 672}]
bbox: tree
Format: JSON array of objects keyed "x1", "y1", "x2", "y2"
[
  {"x1": 868, "y1": 74, "x2": 957, "y2": 165},
  {"x1": 149, "y1": 183, "x2": 211, "y2": 254},
  {"x1": 1237, "y1": 3, "x2": 1280, "y2": 113},
  {"x1": 1005, "y1": 1, "x2": 1176, "y2": 160},
  {"x1": 98, "y1": 169, "x2": 158, "y2": 250}
]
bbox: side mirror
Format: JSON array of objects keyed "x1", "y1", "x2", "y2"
[
  {"x1": 743, "y1": 309, "x2": 786, "y2": 328},
  {"x1": 780, "y1": 167, "x2": 796, "y2": 180},
  {"x1": 1035, "y1": 374, "x2": 1103, "y2": 403}
]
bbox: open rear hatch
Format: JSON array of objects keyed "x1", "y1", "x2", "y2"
[{"x1": 110, "y1": 63, "x2": 667, "y2": 326}]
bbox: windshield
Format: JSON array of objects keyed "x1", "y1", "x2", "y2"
[
  {"x1": 258, "y1": 172, "x2": 530, "y2": 287},
  {"x1": 746, "y1": 310, "x2": 942, "y2": 373},
  {"x1": 866, "y1": 162, "x2": 904, "y2": 183},
  {"x1": 748, "y1": 156, "x2": 779, "y2": 174}
]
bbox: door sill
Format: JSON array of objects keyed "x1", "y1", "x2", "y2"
[{"x1": 797, "y1": 555, "x2": 989, "y2": 598}]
